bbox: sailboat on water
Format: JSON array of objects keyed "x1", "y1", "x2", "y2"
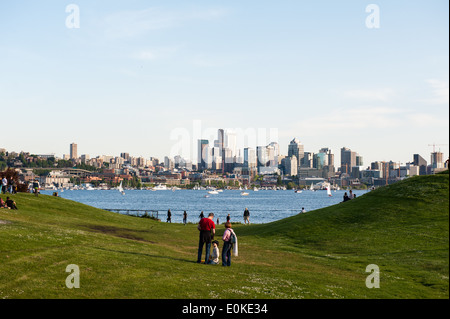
[
  {"x1": 327, "y1": 186, "x2": 332, "y2": 197},
  {"x1": 118, "y1": 181, "x2": 125, "y2": 195}
]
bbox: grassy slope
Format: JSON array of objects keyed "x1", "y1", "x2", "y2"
[{"x1": 0, "y1": 173, "x2": 448, "y2": 299}]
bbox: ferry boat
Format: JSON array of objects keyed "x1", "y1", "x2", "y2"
[{"x1": 153, "y1": 184, "x2": 168, "y2": 191}]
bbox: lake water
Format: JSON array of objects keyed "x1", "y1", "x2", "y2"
[{"x1": 42, "y1": 188, "x2": 369, "y2": 224}]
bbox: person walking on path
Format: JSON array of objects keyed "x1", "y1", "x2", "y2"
[
  {"x1": 197, "y1": 213, "x2": 215, "y2": 264},
  {"x1": 226, "y1": 214, "x2": 231, "y2": 223},
  {"x1": 183, "y1": 211, "x2": 187, "y2": 225},
  {"x1": 167, "y1": 209, "x2": 172, "y2": 223},
  {"x1": 243, "y1": 208, "x2": 250, "y2": 225},
  {"x1": 199, "y1": 211, "x2": 204, "y2": 220},
  {"x1": 222, "y1": 222, "x2": 237, "y2": 266}
]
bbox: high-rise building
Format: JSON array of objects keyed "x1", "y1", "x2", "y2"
[
  {"x1": 313, "y1": 152, "x2": 326, "y2": 169},
  {"x1": 70, "y1": 143, "x2": 78, "y2": 160},
  {"x1": 225, "y1": 131, "x2": 237, "y2": 160},
  {"x1": 218, "y1": 129, "x2": 225, "y2": 173},
  {"x1": 341, "y1": 147, "x2": 360, "y2": 174},
  {"x1": 197, "y1": 139, "x2": 209, "y2": 171},
  {"x1": 288, "y1": 138, "x2": 304, "y2": 170},
  {"x1": 413, "y1": 154, "x2": 427, "y2": 175},
  {"x1": 257, "y1": 143, "x2": 280, "y2": 175},
  {"x1": 356, "y1": 155, "x2": 364, "y2": 167},
  {"x1": 283, "y1": 155, "x2": 298, "y2": 176},
  {"x1": 302, "y1": 152, "x2": 314, "y2": 168},
  {"x1": 431, "y1": 152, "x2": 444, "y2": 170},
  {"x1": 244, "y1": 147, "x2": 256, "y2": 170}
]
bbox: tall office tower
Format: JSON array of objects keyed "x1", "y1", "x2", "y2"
[
  {"x1": 327, "y1": 150, "x2": 335, "y2": 171},
  {"x1": 223, "y1": 148, "x2": 234, "y2": 173},
  {"x1": 318, "y1": 148, "x2": 330, "y2": 166},
  {"x1": 212, "y1": 146, "x2": 222, "y2": 171},
  {"x1": 120, "y1": 153, "x2": 130, "y2": 161},
  {"x1": 223, "y1": 130, "x2": 237, "y2": 173},
  {"x1": 197, "y1": 139, "x2": 209, "y2": 171},
  {"x1": 257, "y1": 144, "x2": 279, "y2": 175},
  {"x1": 268, "y1": 142, "x2": 280, "y2": 167},
  {"x1": 413, "y1": 154, "x2": 427, "y2": 175},
  {"x1": 431, "y1": 152, "x2": 444, "y2": 169},
  {"x1": 70, "y1": 143, "x2": 78, "y2": 160},
  {"x1": 340, "y1": 147, "x2": 356, "y2": 174},
  {"x1": 217, "y1": 129, "x2": 225, "y2": 173},
  {"x1": 302, "y1": 152, "x2": 314, "y2": 168},
  {"x1": 244, "y1": 147, "x2": 256, "y2": 169},
  {"x1": 288, "y1": 138, "x2": 305, "y2": 169},
  {"x1": 313, "y1": 152, "x2": 326, "y2": 169},
  {"x1": 225, "y1": 131, "x2": 237, "y2": 159},
  {"x1": 283, "y1": 155, "x2": 298, "y2": 176},
  {"x1": 164, "y1": 156, "x2": 174, "y2": 170},
  {"x1": 356, "y1": 155, "x2": 364, "y2": 167}
]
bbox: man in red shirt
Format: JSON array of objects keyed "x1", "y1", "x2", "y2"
[{"x1": 197, "y1": 213, "x2": 216, "y2": 264}]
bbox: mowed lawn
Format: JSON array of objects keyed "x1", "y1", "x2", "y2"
[{"x1": 0, "y1": 172, "x2": 448, "y2": 299}]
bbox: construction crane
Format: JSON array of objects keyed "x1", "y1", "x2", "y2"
[{"x1": 428, "y1": 143, "x2": 447, "y2": 153}]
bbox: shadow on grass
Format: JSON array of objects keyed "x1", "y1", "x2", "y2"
[{"x1": 92, "y1": 246, "x2": 197, "y2": 264}]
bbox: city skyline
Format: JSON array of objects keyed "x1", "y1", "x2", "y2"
[
  {"x1": 0, "y1": 1, "x2": 448, "y2": 164},
  {"x1": 3, "y1": 136, "x2": 448, "y2": 175}
]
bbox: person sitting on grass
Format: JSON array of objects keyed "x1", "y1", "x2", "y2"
[
  {"x1": 5, "y1": 197, "x2": 18, "y2": 210},
  {"x1": 208, "y1": 240, "x2": 220, "y2": 265},
  {"x1": 0, "y1": 197, "x2": 8, "y2": 209}
]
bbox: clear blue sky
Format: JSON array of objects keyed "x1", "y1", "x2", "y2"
[{"x1": 0, "y1": 0, "x2": 448, "y2": 165}]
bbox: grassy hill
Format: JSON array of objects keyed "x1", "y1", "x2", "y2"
[{"x1": 0, "y1": 172, "x2": 448, "y2": 299}]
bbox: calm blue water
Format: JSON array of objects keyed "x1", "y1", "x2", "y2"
[{"x1": 41, "y1": 189, "x2": 368, "y2": 224}]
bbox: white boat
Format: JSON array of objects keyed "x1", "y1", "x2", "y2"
[
  {"x1": 118, "y1": 181, "x2": 125, "y2": 195},
  {"x1": 153, "y1": 184, "x2": 168, "y2": 191},
  {"x1": 310, "y1": 183, "x2": 315, "y2": 192},
  {"x1": 241, "y1": 192, "x2": 249, "y2": 196},
  {"x1": 208, "y1": 190, "x2": 219, "y2": 195},
  {"x1": 327, "y1": 186, "x2": 332, "y2": 197},
  {"x1": 253, "y1": 187, "x2": 259, "y2": 192},
  {"x1": 295, "y1": 190, "x2": 302, "y2": 193}
]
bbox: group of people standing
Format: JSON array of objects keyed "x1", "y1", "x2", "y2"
[
  {"x1": 166, "y1": 208, "x2": 251, "y2": 226},
  {"x1": 165, "y1": 208, "x2": 244, "y2": 266},
  {"x1": 197, "y1": 212, "x2": 237, "y2": 266},
  {"x1": 1, "y1": 176, "x2": 17, "y2": 194}
]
